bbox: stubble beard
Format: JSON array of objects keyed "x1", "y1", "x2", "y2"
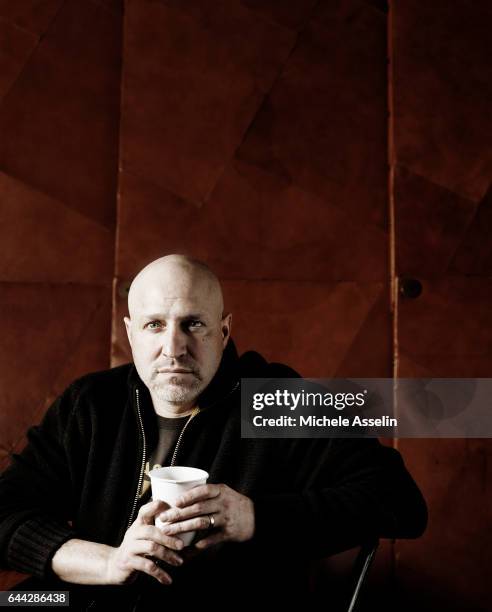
[{"x1": 149, "y1": 374, "x2": 204, "y2": 406}]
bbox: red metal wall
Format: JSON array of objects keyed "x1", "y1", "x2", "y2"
[
  {"x1": 390, "y1": 2, "x2": 492, "y2": 610},
  {"x1": 0, "y1": 1, "x2": 490, "y2": 608},
  {"x1": 0, "y1": 0, "x2": 122, "y2": 589}
]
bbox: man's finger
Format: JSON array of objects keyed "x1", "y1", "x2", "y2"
[
  {"x1": 194, "y1": 532, "x2": 224, "y2": 550},
  {"x1": 133, "y1": 524, "x2": 185, "y2": 551},
  {"x1": 159, "y1": 515, "x2": 218, "y2": 536},
  {"x1": 175, "y1": 484, "x2": 221, "y2": 507},
  {"x1": 129, "y1": 539, "x2": 183, "y2": 567},
  {"x1": 130, "y1": 554, "x2": 173, "y2": 585},
  {"x1": 136, "y1": 499, "x2": 170, "y2": 525},
  {"x1": 158, "y1": 501, "x2": 219, "y2": 524}
]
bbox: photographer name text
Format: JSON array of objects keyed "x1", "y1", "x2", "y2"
[{"x1": 252, "y1": 414, "x2": 397, "y2": 428}]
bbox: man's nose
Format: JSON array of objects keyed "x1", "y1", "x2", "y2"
[{"x1": 161, "y1": 324, "x2": 187, "y2": 358}]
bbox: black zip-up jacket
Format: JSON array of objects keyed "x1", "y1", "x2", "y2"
[{"x1": 0, "y1": 340, "x2": 427, "y2": 607}]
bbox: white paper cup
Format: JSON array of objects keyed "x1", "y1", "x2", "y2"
[{"x1": 149, "y1": 466, "x2": 209, "y2": 546}]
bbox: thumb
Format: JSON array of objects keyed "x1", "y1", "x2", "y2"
[{"x1": 137, "y1": 499, "x2": 169, "y2": 525}]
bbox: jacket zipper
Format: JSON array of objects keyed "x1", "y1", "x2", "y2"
[
  {"x1": 126, "y1": 388, "x2": 147, "y2": 529},
  {"x1": 170, "y1": 406, "x2": 201, "y2": 466},
  {"x1": 125, "y1": 390, "x2": 199, "y2": 528}
]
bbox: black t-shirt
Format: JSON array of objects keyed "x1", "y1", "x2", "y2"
[{"x1": 139, "y1": 414, "x2": 189, "y2": 502}]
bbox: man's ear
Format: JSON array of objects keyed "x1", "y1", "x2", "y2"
[
  {"x1": 221, "y1": 313, "x2": 232, "y2": 348},
  {"x1": 124, "y1": 316, "x2": 132, "y2": 348}
]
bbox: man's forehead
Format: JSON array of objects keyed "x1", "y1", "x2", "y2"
[
  {"x1": 136, "y1": 294, "x2": 206, "y2": 309},
  {"x1": 130, "y1": 285, "x2": 220, "y2": 318}
]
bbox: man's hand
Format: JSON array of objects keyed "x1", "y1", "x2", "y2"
[
  {"x1": 156, "y1": 484, "x2": 255, "y2": 550},
  {"x1": 105, "y1": 499, "x2": 185, "y2": 585}
]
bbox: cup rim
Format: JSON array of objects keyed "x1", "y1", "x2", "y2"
[{"x1": 149, "y1": 465, "x2": 209, "y2": 484}]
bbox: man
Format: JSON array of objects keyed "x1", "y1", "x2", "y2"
[{"x1": 0, "y1": 255, "x2": 427, "y2": 609}]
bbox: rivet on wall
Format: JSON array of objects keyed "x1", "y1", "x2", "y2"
[{"x1": 399, "y1": 278, "x2": 423, "y2": 300}]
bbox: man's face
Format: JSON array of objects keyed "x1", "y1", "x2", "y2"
[{"x1": 124, "y1": 271, "x2": 231, "y2": 408}]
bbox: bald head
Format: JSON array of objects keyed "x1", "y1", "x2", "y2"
[
  {"x1": 124, "y1": 255, "x2": 232, "y2": 416},
  {"x1": 128, "y1": 255, "x2": 224, "y2": 320}
]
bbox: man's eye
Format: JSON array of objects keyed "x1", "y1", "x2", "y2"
[
  {"x1": 146, "y1": 321, "x2": 161, "y2": 329},
  {"x1": 188, "y1": 320, "x2": 204, "y2": 329}
]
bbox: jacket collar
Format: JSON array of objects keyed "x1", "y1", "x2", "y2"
[{"x1": 196, "y1": 339, "x2": 240, "y2": 409}]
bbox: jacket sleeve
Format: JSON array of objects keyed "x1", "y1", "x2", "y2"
[
  {"x1": 0, "y1": 384, "x2": 82, "y2": 578},
  {"x1": 252, "y1": 437, "x2": 428, "y2": 557}
]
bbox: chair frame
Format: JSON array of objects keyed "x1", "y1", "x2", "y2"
[{"x1": 346, "y1": 539, "x2": 379, "y2": 612}]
